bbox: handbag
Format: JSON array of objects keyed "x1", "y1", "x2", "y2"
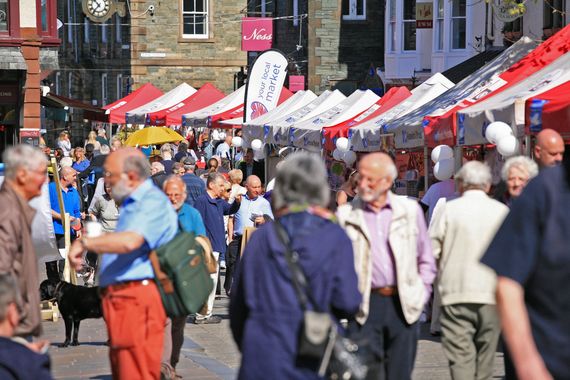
[
  {"x1": 149, "y1": 231, "x2": 215, "y2": 318},
  {"x1": 273, "y1": 221, "x2": 368, "y2": 380}
]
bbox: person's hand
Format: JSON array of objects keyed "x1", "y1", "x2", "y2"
[
  {"x1": 254, "y1": 216, "x2": 265, "y2": 225},
  {"x1": 76, "y1": 230, "x2": 82, "y2": 239},
  {"x1": 69, "y1": 239, "x2": 85, "y2": 271},
  {"x1": 27, "y1": 340, "x2": 49, "y2": 354},
  {"x1": 234, "y1": 194, "x2": 242, "y2": 203}
]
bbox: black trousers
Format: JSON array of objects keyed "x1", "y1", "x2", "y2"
[
  {"x1": 347, "y1": 293, "x2": 419, "y2": 380},
  {"x1": 45, "y1": 234, "x2": 67, "y2": 281},
  {"x1": 223, "y1": 236, "x2": 242, "y2": 295}
]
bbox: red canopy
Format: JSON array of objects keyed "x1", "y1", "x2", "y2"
[
  {"x1": 146, "y1": 83, "x2": 225, "y2": 126},
  {"x1": 214, "y1": 87, "x2": 294, "y2": 129},
  {"x1": 424, "y1": 25, "x2": 570, "y2": 147},
  {"x1": 525, "y1": 81, "x2": 570, "y2": 142},
  {"x1": 321, "y1": 86, "x2": 412, "y2": 150},
  {"x1": 104, "y1": 83, "x2": 164, "y2": 124}
]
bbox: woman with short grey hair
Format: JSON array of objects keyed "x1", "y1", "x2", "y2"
[
  {"x1": 230, "y1": 152, "x2": 362, "y2": 379},
  {"x1": 499, "y1": 155, "x2": 539, "y2": 206}
]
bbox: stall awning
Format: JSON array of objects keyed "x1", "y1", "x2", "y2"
[
  {"x1": 41, "y1": 93, "x2": 106, "y2": 121},
  {"x1": 442, "y1": 49, "x2": 504, "y2": 84}
]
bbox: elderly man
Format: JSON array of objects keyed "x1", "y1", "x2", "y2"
[
  {"x1": 429, "y1": 161, "x2": 509, "y2": 380},
  {"x1": 180, "y1": 157, "x2": 206, "y2": 206},
  {"x1": 48, "y1": 166, "x2": 82, "y2": 281},
  {"x1": 482, "y1": 159, "x2": 570, "y2": 379},
  {"x1": 336, "y1": 152, "x2": 436, "y2": 380},
  {"x1": 225, "y1": 175, "x2": 273, "y2": 294},
  {"x1": 193, "y1": 172, "x2": 240, "y2": 324},
  {"x1": 150, "y1": 161, "x2": 168, "y2": 189},
  {"x1": 161, "y1": 176, "x2": 206, "y2": 377},
  {"x1": 534, "y1": 128, "x2": 565, "y2": 167},
  {"x1": 238, "y1": 149, "x2": 265, "y2": 184},
  {"x1": 0, "y1": 145, "x2": 47, "y2": 338},
  {"x1": 69, "y1": 148, "x2": 178, "y2": 380}
]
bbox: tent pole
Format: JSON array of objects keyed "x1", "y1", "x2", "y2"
[
  {"x1": 454, "y1": 145, "x2": 463, "y2": 192},
  {"x1": 524, "y1": 135, "x2": 531, "y2": 157},
  {"x1": 423, "y1": 145, "x2": 429, "y2": 193}
]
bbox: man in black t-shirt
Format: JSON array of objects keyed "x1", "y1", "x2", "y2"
[{"x1": 482, "y1": 161, "x2": 570, "y2": 380}]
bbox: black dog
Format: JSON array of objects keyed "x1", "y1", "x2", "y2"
[{"x1": 40, "y1": 279, "x2": 103, "y2": 347}]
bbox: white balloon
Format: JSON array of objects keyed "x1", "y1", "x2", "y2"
[
  {"x1": 219, "y1": 131, "x2": 227, "y2": 140},
  {"x1": 434, "y1": 158, "x2": 454, "y2": 181},
  {"x1": 254, "y1": 148, "x2": 265, "y2": 161},
  {"x1": 431, "y1": 145, "x2": 454, "y2": 163},
  {"x1": 497, "y1": 135, "x2": 520, "y2": 157},
  {"x1": 342, "y1": 150, "x2": 357, "y2": 166},
  {"x1": 485, "y1": 121, "x2": 512, "y2": 144},
  {"x1": 336, "y1": 137, "x2": 350, "y2": 152},
  {"x1": 332, "y1": 149, "x2": 343, "y2": 161},
  {"x1": 231, "y1": 136, "x2": 243, "y2": 148},
  {"x1": 251, "y1": 139, "x2": 263, "y2": 151}
]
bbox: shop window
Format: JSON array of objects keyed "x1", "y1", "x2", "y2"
[
  {"x1": 101, "y1": 73, "x2": 108, "y2": 106},
  {"x1": 403, "y1": 0, "x2": 416, "y2": 51},
  {"x1": 37, "y1": 0, "x2": 58, "y2": 40},
  {"x1": 0, "y1": 0, "x2": 21, "y2": 37},
  {"x1": 543, "y1": 0, "x2": 565, "y2": 38},
  {"x1": 435, "y1": 0, "x2": 444, "y2": 50},
  {"x1": 0, "y1": 0, "x2": 8, "y2": 32},
  {"x1": 181, "y1": 0, "x2": 209, "y2": 38},
  {"x1": 451, "y1": 0, "x2": 466, "y2": 49},
  {"x1": 116, "y1": 74, "x2": 123, "y2": 100},
  {"x1": 342, "y1": 0, "x2": 366, "y2": 21},
  {"x1": 388, "y1": 0, "x2": 396, "y2": 52}
]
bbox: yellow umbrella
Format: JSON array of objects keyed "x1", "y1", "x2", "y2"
[{"x1": 125, "y1": 127, "x2": 185, "y2": 147}]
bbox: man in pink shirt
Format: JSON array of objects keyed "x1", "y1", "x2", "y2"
[{"x1": 337, "y1": 152, "x2": 436, "y2": 380}]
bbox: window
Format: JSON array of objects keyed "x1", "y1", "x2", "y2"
[
  {"x1": 388, "y1": 0, "x2": 396, "y2": 51},
  {"x1": 102, "y1": 21, "x2": 108, "y2": 43},
  {"x1": 0, "y1": 0, "x2": 7, "y2": 32},
  {"x1": 68, "y1": 72, "x2": 73, "y2": 98},
  {"x1": 342, "y1": 0, "x2": 366, "y2": 21},
  {"x1": 101, "y1": 73, "x2": 108, "y2": 106},
  {"x1": 544, "y1": 0, "x2": 565, "y2": 30},
  {"x1": 403, "y1": 0, "x2": 416, "y2": 51},
  {"x1": 435, "y1": 0, "x2": 444, "y2": 50},
  {"x1": 182, "y1": 0, "x2": 209, "y2": 38},
  {"x1": 84, "y1": 18, "x2": 90, "y2": 43},
  {"x1": 115, "y1": 14, "x2": 122, "y2": 43},
  {"x1": 55, "y1": 72, "x2": 61, "y2": 95},
  {"x1": 116, "y1": 74, "x2": 123, "y2": 100},
  {"x1": 451, "y1": 0, "x2": 466, "y2": 49}
]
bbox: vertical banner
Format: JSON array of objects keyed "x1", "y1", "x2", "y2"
[
  {"x1": 243, "y1": 49, "x2": 289, "y2": 123},
  {"x1": 241, "y1": 17, "x2": 273, "y2": 51}
]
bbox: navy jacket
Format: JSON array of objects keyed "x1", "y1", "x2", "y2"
[
  {"x1": 0, "y1": 337, "x2": 52, "y2": 379},
  {"x1": 230, "y1": 212, "x2": 362, "y2": 379},
  {"x1": 181, "y1": 173, "x2": 206, "y2": 206},
  {"x1": 194, "y1": 193, "x2": 239, "y2": 254}
]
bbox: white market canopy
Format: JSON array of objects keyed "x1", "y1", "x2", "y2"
[
  {"x1": 125, "y1": 83, "x2": 196, "y2": 124},
  {"x1": 286, "y1": 90, "x2": 381, "y2": 152},
  {"x1": 268, "y1": 90, "x2": 347, "y2": 146},
  {"x1": 457, "y1": 50, "x2": 570, "y2": 146},
  {"x1": 181, "y1": 85, "x2": 246, "y2": 128},
  {"x1": 349, "y1": 73, "x2": 455, "y2": 151}
]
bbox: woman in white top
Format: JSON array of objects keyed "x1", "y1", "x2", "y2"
[
  {"x1": 85, "y1": 131, "x2": 102, "y2": 153},
  {"x1": 57, "y1": 131, "x2": 72, "y2": 157}
]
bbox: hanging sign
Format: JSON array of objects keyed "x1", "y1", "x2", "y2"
[
  {"x1": 416, "y1": 3, "x2": 433, "y2": 29},
  {"x1": 241, "y1": 17, "x2": 273, "y2": 51}
]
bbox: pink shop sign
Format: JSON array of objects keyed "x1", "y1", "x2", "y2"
[{"x1": 241, "y1": 17, "x2": 273, "y2": 51}]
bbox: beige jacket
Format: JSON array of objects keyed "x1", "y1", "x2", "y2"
[
  {"x1": 429, "y1": 190, "x2": 509, "y2": 306},
  {"x1": 337, "y1": 192, "x2": 435, "y2": 325}
]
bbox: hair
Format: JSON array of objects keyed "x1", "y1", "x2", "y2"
[
  {"x1": 182, "y1": 159, "x2": 195, "y2": 172},
  {"x1": 0, "y1": 274, "x2": 17, "y2": 321},
  {"x1": 272, "y1": 152, "x2": 330, "y2": 210},
  {"x1": 221, "y1": 158, "x2": 231, "y2": 170},
  {"x1": 87, "y1": 131, "x2": 97, "y2": 143},
  {"x1": 178, "y1": 142, "x2": 188, "y2": 152},
  {"x1": 207, "y1": 158, "x2": 218, "y2": 172},
  {"x1": 455, "y1": 161, "x2": 492, "y2": 190},
  {"x1": 172, "y1": 162, "x2": 184, "y2": 175},
  {"x1": 123, "y1": 154, "x2": 151, "y2": 180},
  {"x1": 206, "y1": 172, "x2": 225, "y2": 188},
  {"x1": 60, "y1": 157, "x2": 73, "y2": 168},
  {"x1": 228, "y1": 169, "x2": 243, "y2": 184},
  {"x1": 151, "y1": 161, "x2": 165, "y2": 172},
  {"x1": 58, "y1": 131, "x2": 67, "y2": 140},
  {"x1": 98, "y1": 129, "x2": 106, "y2": 136},
  {"x1": 163, "y1": 175, "x2": 187, "y2": 193},
  {"x1": 501, "y1": 155, "x2": 539, "y2": 182},
  {"x1": 3, "y1": 144, "x2": 48, "y2": 180}
]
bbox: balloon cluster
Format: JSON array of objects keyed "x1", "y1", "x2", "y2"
[
  {"x1": 431, "y1": 145, "x2": 454, "y2": 181},
  {"x1": 333, "y1": 137, "x2": 357, "y2": 166},
  {"x1": 250, "y1": 139, "x2": 265, "y2": 160},
  {"x1": 231, "y1": 136, "x2": 243, "y2": 148},
  {"x1": 484, "y1": 121, "x2": 519, "y2": 157}
]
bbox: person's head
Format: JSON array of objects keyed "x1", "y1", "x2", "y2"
[
  {"x1": 221, "y1": 158, "x2": 231, "y2": 171},
  {"x1": 272, "y1": 152, "x2": 330, "y2": 211},
  {"x1": 222, "y1": 181, "x2": 232, "y2": 201},
  {"x1": 347, "y1": 170, "x2": 360, "y2": 193},
  {"x1": 206, "y1": 172, "x2": 226, "y2": 198},
  {"x1": 3, "y1": 144, "x2": 48, "y2": 200},
  {"x1": 534, "y1": 128, "x2": 565, "y2": 167},
  {"x1": 160, "y1": 143, "x2": 172, "y2": 160},
  {"x1": 228, "y1": 169, "x2": 243, "y2": 185},
  {"x1": 85, "y1": 143, "x2": 94, "y2": 159},
  {"x1": 98, "y1": 129, "x2": 106, "y2": 137},
  {"x1": 244, "y1": 149, "x2": 254, "y2": 165},
  {"x1": 225, "y1": 135, "x2": 233, "y2": 145},
  {"x1": 501, "y1": 156, "x2": 539, "y2": 198},
  {"x1": 150, "y1": 161, "x2": 165, "y2": 176},
  {"x1": 207, "y1": 157, "x2": 219, "y2": 172},
  {"x1": 111, "y1": 137, "x2": 122, "y2": 152},
  {"x1": 73, "y1": 147, "x2": 85, "y2": 161},
  {"x1": 455, "y1": 161, "x2": 492, "y2": 194},
  {"x1": 357, "y1": 153, "x2": 397, "y2": 204},
  {"x1": 59, "y1": 131, "x2": 68, "y2": 141},
  {"x1": 172, "y1": 162, "x2": 184, "y2": 176},
  {"x1": 60, "y1": 157, "x2": 73, "y2": 168},
  {"x1": 87, "y1": 131, "x2": 97, "y2": 142},
  {"x1": 163, "y1": 175, "x2": 187, "y2": 211},
  {"x1": 182, "y1": 157, "x2": 196, "y2": 173},
  {"x1": 0, "y1": 274, "x2": 20, "y2": 337},
  {"x1": 245, "y1": 175, "x2": 262, "y2": 199},
  {"x1": 100, "y1": 144, "x2": 111, "y2": 155},
  {"x1": 59, "y1": 166, "x2": 77, "y2": 187},
  {"x1": 103, "y1": 148, "x2": 151, "y2": 204},
  {"x1": 178, "y1": 142, "x2": 188, "y2": 153}
]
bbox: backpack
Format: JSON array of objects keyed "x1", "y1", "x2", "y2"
[{"x1": 149, "y1": 233, "x2": 217, "y2": 318}]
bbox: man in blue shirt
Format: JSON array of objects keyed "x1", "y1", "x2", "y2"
[
  {"x1": 180, "y1": 157, "x2": 206, "y2": 206},
  {"x1": 225, "y1": 175, "x2": 273, "y2": 295},
  {"x1": 48, "y1": 166, "x2": 82, "y2": 281},
  {"x1": 69, "y1": 148, "x2": 177, "y2": 380},
  {"x1": 193, "y1": 172, "x2": 240, "y2": 324}
]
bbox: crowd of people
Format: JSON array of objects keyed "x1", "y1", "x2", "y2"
[{"x1": 0, "y1": 126, "x2": 567, "y2": 380}]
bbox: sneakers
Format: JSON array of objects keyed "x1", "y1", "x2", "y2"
[
  {"x1": 194, "y1": 315, "x2": 222, "y2": 324},
  {"x1": 219, "y1": 260, "x2": 226, "y2": 270}
]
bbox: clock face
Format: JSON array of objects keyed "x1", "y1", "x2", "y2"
[{"x1": 86, "y1": 0, "x2": 111, "y2": 18}]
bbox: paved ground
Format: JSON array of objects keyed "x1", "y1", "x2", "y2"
[{"x1": 43, "y1": 290, "x2": 505, "y2": 380}]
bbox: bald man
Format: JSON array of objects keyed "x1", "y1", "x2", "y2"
[
  {"x1": 534, "y1": 128, "x2": 565, "y2": 168},
  {"x1": 47, "y1": 166, "x2": 82, "y2": 281},
  {"x1": 336, "y1": 152, "x2": 436, "y2": 380},
  {"x1": 69, "y1": 148, "x2": 178, "y2": 380}
]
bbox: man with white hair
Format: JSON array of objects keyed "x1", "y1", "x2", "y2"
[
  {"x1": 337, "y1": 152, "x2": 436, "y2": 380},
  {"x1": 429, "y1": 161, "x2": 509, "y2": 380},
  {"x1": 150, "y1": 161, "x2": 168, "y2": 189}
]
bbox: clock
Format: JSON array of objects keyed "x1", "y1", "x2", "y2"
[{"x1": 82, "y1": 0, "x2": 115, "y2": 22}]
